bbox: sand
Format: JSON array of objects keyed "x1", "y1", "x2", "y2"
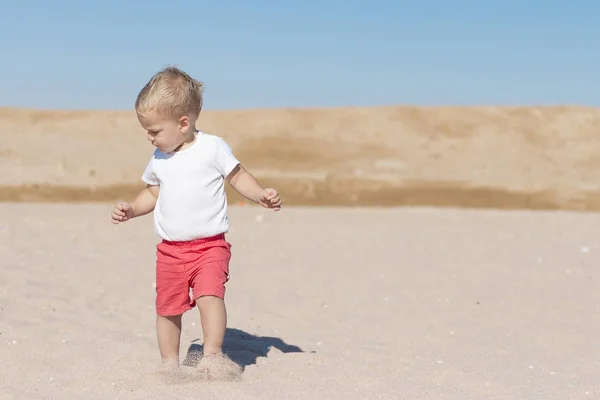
[
  {"x1": 1, "y1": 204, "x2": 599, "y2": 399},
  {"x1": 2, "y1": 105, "x2": 600, "y2": 398},
  {"x1": 2, "y1": 105, "x2": 600, "y2": 209}
]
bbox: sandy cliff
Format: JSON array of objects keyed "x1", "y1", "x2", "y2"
[{"x1": 1, "y1": 105, "x2": 600, "y2": 210}]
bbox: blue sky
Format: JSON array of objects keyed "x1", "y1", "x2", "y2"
[{"x1": 0, "y1": 0, "x2": 598, "y2": 110}]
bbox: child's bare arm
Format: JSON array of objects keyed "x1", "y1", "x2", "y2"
[
  {"x1": 111, "y1": 184, "x2": 159, "y2": 224},
  {"x1": 226, "y1": 165, "x2": 262, "y2": 202},
  {"x1": 131, "y1": 184, "x2": 160, "y2": 217},
  {"x1": 226, "y1": 164, "x2": 282, "y2": 210}
]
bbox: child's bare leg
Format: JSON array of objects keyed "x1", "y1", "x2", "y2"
[
  {"x1": 156, "y1": 314, "x2": 182, "y2": 364},
  {"x1": 197, "y1": 295, "x2": 227, "y2": 356},
  {"x1": 196, "y1": 295, "x2": 242, "y2": 380}
]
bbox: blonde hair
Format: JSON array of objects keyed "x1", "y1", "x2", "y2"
[{"x1": 135, "y1": 66, "x2": 204, "y2": 120}]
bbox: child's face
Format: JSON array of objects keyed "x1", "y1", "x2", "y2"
[{"x1": 137, "y1": 109, "x2": 191, "y2": 153}]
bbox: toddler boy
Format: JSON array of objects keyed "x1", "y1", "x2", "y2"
[{"x1": 110, "y1": 66, "x2": 282, "y2": 378}]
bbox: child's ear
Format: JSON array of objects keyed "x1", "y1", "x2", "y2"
[{"x1": 179, "y1": 115, "x2": 189, "y2": 133}]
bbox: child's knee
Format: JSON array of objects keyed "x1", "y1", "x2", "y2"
[
  {"x1": 157, "y1": 313, "x2": 183, "y2": 322},
  {"x1": 197, "y1": 295, "x2": 224, "y2": 306}
]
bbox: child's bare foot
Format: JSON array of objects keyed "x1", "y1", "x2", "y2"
[
  {"x1": 157, "y1": 357, "x2": 180, "y2": 377},
  {"x1": 157, "y1": 357, "x2": 202, "y2": 385},
  {"x1": 197, "y1": 353, "x2": 243, "y2": 381}
]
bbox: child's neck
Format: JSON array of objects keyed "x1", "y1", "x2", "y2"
[{"x1": 175, "y1": 128, "x2": 198, "y2": 152}]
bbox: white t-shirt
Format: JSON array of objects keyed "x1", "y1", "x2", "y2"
[{"x1": 141, "y1": 131, "x2": 240, "y2": 242}]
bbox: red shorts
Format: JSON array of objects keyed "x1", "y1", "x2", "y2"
[{"x1": 155, "y1": 233, "x2": 232, "y2": 316}]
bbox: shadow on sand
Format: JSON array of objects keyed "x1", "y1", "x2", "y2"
[{"x1": 182, "y1": 328, "x2": 307, "y2": 370}]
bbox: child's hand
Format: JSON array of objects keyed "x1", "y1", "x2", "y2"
[
  {"x1": 258, "y1": 188, "x2": 282, "y2": 211},
  {"x1": 111, "y1": 201, "x2": 134, "y2": 224}
]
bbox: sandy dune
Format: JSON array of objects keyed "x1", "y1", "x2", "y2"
[
  {"x1": 2, "y1": 105, "x2": 600, "y2": 398},
  {"x1": 2, "y1": 105, "x2": 600, "y2": 210},
  {"x1": 1, "y1": 204, "x2": 599, "y2": 399}
]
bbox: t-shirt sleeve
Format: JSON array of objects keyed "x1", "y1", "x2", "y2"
[
  {"x1": 141, "y1": 156, "x2": 160, "y2": 185},
  {"x1": 213, "y1": 136, "x2": 240, "y2": 178}
]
